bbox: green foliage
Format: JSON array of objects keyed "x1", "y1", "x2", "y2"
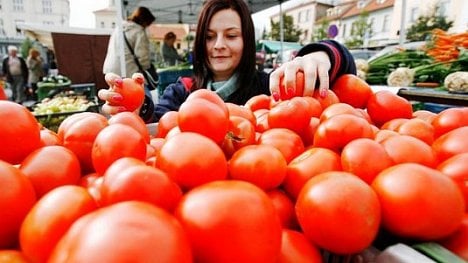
[
  {"x1": 406, "y1": 5, "x2": 453, "y2": 41},
  {"x1": 312, "y1": 19, "x2": 330, "y2": 42},
  {"x1": 269, "y1": 14, "x2": 303, "y2": 43},
  {"x1": 344, "y1": 12, "x2": 372, "y2": 49},
  {"x1": 20, "y1": 38, "x2": 33, "y2": 58}
]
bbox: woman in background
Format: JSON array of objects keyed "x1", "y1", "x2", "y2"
[{"x1": 26, "y1": 48, "x2": 44, "y2": 100}]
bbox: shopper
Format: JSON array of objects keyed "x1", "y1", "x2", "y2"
[
  {"x1": 99, "y1": 0, "x2": 355, "y2": 123},
  {"x1": 161, "y1": 31, "x2": 184, "y2": 66},
  {"x1": 26, "y1": 48, "x2": 44, "y2": 100},
  {"x1": 2, "y1": 45, "x2": 28, "y2": 104}
]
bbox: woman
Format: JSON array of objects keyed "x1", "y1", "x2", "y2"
[
  {"x1": 161, "y1": 31, "x2": 184, "y2": 66},
  {"x1": 99, "y1": 0, "x2": 355, "y2": 123},
  {"x1": 26, "y1": 48, "x2": 44, "y2": 100}
]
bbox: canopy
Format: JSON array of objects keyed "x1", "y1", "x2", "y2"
[{"x1": 256, "y1": 40, "x2": 302, "y2": 54}]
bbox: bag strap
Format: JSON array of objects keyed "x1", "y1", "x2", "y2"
[{"x1": 123, "y1": 32, "x2": 145, "y2": 73}]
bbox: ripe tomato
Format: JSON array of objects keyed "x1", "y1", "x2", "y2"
[
  {"x1": 366, "y1": 90, "x2": 413, "y2": 127},
  {"x1": 279, "y1": 71, "x2": 304, "y2": 100},
  {"x1": 296, "y1": 171, "x2": 381, "y2": 254},
  {"x1": 156, "y1": 132, "x2": 228, "y2": 191},
  {"x1": 372, "y1": 163, "x2": 465, "y2": 240},
  {"x1": 185, "y1": 88, "x2": 229, "y2": 117},
  {"x1": 108, "y1": 111, "x2": 150, "y2": 143},
  {"x1": 0, "y1": 160, "x2": 37, "y2": 249},
  {"x1": 440, "y1": 214, "x2": 468, "y2": 261},
  {"x1": 254, "y1": 108, "x2": 270, "y2": 133},
  {"x1": 396, "y1": 117, "x2": 435, "y2": 145},
  {"x1": 40, "y1": 128, "x2": 61, "y2": 146},
  {"x1": 299, "y1": 117, "x2": 320, "y2": 148},
  {"x1": 380, "y1": 118, "x2": 408, "y2": 131},
  {"x1": 258, "y1": 128, "x2": 305, "y2": 163},
  {"x1": 313, "y1": 113, "x2": 374, "y2": 153},
  {"x1": 19, "y1": 185, "x2": 97, "y2": 263},
  {"x1": 175, "y1": 180, "x2": 282, "y2": 263},
  {"x1": 101, "y1": 157, "x2": 182, "y2": 212},
  {"x1": 111, "y1": 76, "x2": 145, "y2": 112},
  {"x1": 431, "y1": 107, "x2": 468, "y2": 138},
  {"x1": 319, "y1": 102, "x2": 365, "y2": 123},
  {"x1": 49, "y1": 201, "x2": 192, "y2": 263},
  {"x1": 268, "y1": 97, "x2": 313, "y2": 135},
  {"x1": 432, "y1": 126, "x2": 468, "y2": 163},
  {"x1": 225, "y1": 102, "x2": 256, "y2": 126},
  {"x1": 20, "y1": 145, "x2": 81, "y2": 198},
  {"x1": 267, "y1": 190, "x2": 299, "y2": 230},
  {"x1": 0, "y1": 101, "x2": 41, "y2": 164},
  {"x1": 332, "y1": 74, "x2": 373, "y2": 109},
  {"x1": 413, "y1": 110, "x2": 437, "y2": 123},
  {"x1": 437, "y1": 153, "x2": 468, "y2": 209},
  {"x1": 341, "y1": 138, "x2": 394, "y2": 184},
  {"x1": 245, "y1": 94, "x2": 273, "y2": 111},
  {"x1": 156, "y1": 111, "x2": 178, "y2": 138},
  {"x1": 278, "y1": 229, "x2": 323, "y2": 263},
  {"x1": 178, "y1": 97, "x2": 229, "y2": 144},
  {"x1": 312, "y1": 88, "x2": 339, "y2": 109},
  {"x1": 302, "y1": 96, "x2": 323, "y2": 118},
  {"x1": 283, "y1": 147, "x2": 342, "y2": 200},
  {"x1": 380, "y1": 134, "x2": 437, "y2": 167},
  {"x1": 221, "y1": 116, "x2": 256, "y2": 159},
  {"x1": 228, "y1": 144, "x2": 287, "y2": 190},
  {"x1": 374, "y1": 129, "x2": 399, "y2": 143},
  {"x1": 92, "y1": 123, "x2": 147, "y2": 175},
  {"x1": 57, "y1": 112, "x2": 108, "y2": 174}
]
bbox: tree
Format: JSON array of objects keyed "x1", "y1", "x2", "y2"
[
  {"x1": 406, "y1": 5, "x2": 453, "y2": 41},
  {"x1": 268, "y1": 14, "x2": 303, "y2": 43},
  {"x1": 344, "y1": 12, "x2": 372, "y2": 49},
  {"x1": 312, "y1": 19, "x2": 330, "y2": 42}
]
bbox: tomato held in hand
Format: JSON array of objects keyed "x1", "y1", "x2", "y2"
[{"x1": 112, "y1": 77, "x2": 145, "y2": 112}]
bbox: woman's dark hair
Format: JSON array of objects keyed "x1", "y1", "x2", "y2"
[
  {"x1": 192, "y1": 0, "x2": 259, "y2": 98},
  {"x1": 164, "y1": 31, "x2": 177, "y2": 41},
  {"x1": 128, "y1": 6, "x2": 156, "y2": 27}
]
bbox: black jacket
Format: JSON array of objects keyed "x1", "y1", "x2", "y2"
[{"x1": 2, "y1": 56, "x2": 29, "y2": 83}]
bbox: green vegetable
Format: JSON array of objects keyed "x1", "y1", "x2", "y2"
[{"x1": 412, "y1": 242, "x2": 466, "y2": 263}]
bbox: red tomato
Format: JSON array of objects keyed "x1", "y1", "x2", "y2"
[
  {"x1": 437, "y1": 153, "x2": 468, "y2": 210},
  {"x1": 49, "y1": 201, "x2": 192, "y2": 263},
  {"x1": 313, "y1": 113, "x2": 374, "y2": 153},
  {"x1": 225, "y1": 102, "x2": 256, "y2": 126},
  {"x1": 268, "y1": 97, "x2": 313, "y2": 135},
  {"x1": 431, "y1": 107, "x2": 468, "y2": 138},
  {"x1": 380, "y1": 134, "x2": 437, "y2": 167},
  {"x1": 332, "y1": 74, "x2": 373, "y2": 109},
  {"x1": 221, "y1": 116, "x2": 256, "y2": 159},
  {"x1": 254, "y1": 108, "x2": 270, "y2": 133},
  {"x1": 19, "y1": 185, "x2": 97, "y2": 263},
  {"x1": 374, "y1": 129, "x2": 399, "y2": 143},
  {"x1": 372, "y1": 163, "x2": 465, "y2": 240},
  {"x1": 245, "y1": 94, "x2": 272, "y2": 111},
  {"x1": 296, "y1": 171, "x2": 381, "y2": 254},
  {"x1": 432, "y1": 126, "x2": 468, "y2": 163},
  {"x1": 156, "y1": 132, "x2": 228, "y2": 191},
  {"x1": 0, "y1": 250, "x2": 30, "y2": 263},
  {"x1": 39, "y1": 128, "x2": 61, "y2": 146},
  {"x1": 341, "y1": 138, "x2": 394, "y2": 184},
  {"x1": 185, "y1": 88, "x2": 229, "y2": 117},
  {"x1": 302, "y1": 96, "x2": 323, "y2": 118},
  {"x1": 278, "y1": 229, "x2": 323, "y2": 263},
  {"x1": 57, "y1": 112, "x2": 108, "y2": 174},
  {"x1": 366, "y1": 90, "x2": 413, "y2": 127},
  {"x1": 92, "y1": 123, "x2": 147, "y2": 175},
  {"x1": 312, "y1": 88, "x2": 339, "y2": 109},
  {"x1": 112, "y1": 77, "x2": 145, "y2": 112},
  {"x1": 228, "y1": 144, "x2": 287, "y2": 190},
  {"x1": 178, "y1": 97, "x2": 229, "y2": 144},
  {"x1": 175, "y1": 180, "x2": 282, "y2": 263},
  {"x1": 396, "y1": 117, "x2": 435, "y2": 145},
  {"x1": 258, "y1": 128, "x2": 305, "y2": 163},
  {"x1": 108, "y1": 111, "x2": 150, "y2": 143},
  {"x1": 413, "y1": 110, "x2": 437, "y2": 123},
  {"x1": 0, "y1": 101, "x2": 41, "y2": 164},
  {"x1": 156, "y1": 111, "x2": 179, "y2": 138},
  {"x1": 20, "y1": 145, "x2": 81, "y2": 198},
  {"x1": 279, "y1": 71, "x2": 304, "y2": 100},
  {"x1": 319, "y1": 102, "x2": 364, "y2": 123},
  {"x1": 267, "y1": 190, "x2": 299, "y2": 230},
  {"x1": 0, "y1": 86, "x2": 7, "y2": 100},
  {"x1": 0, "y1": 160, "x2": 37, "y2": 249},
  {"x1": 380, "y1": 118, "x2": 409, "y2": 131},
  {"x1": 101, "y1": 157, "x2": 182, "y2": 212},
  {"x1": 299, "y1": 117, "x2": 320, "y2": 147},
  {"x1": 440, "y1": 214, "x2": 468, "y2": 261},
  {"x1": 283, "y1": 147, "x2": 342, "y2": 200}
]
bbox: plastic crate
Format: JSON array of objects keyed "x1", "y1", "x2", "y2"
[{"x1": 157, "y1": 68, "x2": 193, "y2": 96}]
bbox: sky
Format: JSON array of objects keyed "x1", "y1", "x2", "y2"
[{"x1": 69, "y1": 0, "x2": 108, "y2": 28}]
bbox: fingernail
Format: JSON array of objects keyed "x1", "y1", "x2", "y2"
[
  {"x1": 115, "y1": 78, "x2": 123, "y2": 86},
  {"x1": 117, "y1": 106, "x2": 127, "y2": 112},
  {"x1": 320, "y1": 89, "x2": 328, "y2": 98},
  {"x1": 287, "y1": 87, "x2": 294, "y2": 97},
  {"x1": 112, "y1": 95, "x2": 123, "y2": 101},
  {"x1": 272, "y1": 92, "x2": 280, "y2": 101}
]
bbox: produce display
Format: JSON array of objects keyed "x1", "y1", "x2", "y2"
[{"x1": 0, "y1": 74, "x2": 467, "y2": 262}]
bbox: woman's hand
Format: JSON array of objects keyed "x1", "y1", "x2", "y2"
[
  {"x1": 98, "y1": 72, "x2": 144, "y2": 115},
  {"x1": 269, "y1": 51, "x2": 331, "y2": 100}
]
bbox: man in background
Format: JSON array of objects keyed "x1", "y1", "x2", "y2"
[{"x1": 2, "y1": 45, "x2": 28, "y2": 104}]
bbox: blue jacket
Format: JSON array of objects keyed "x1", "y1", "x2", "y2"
[{"x1": 140, "y1": 40, "x2": 356, "y2": 123}]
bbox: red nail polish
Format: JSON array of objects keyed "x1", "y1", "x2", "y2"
[
  {"x1": 272, "y1": 92, "x2": 280, "y2": 101},
  {"x1": 115, "y1": 78, "x2": 123, "y2": 87},
  {"x1": 320, "y1": 89, "x2": 328, "y2": 98},
  {"x1": 112, "y1": 95, "x2": 123, "y2": 101},
  {"x1": 118, "y1": 106, "x2": 127, "y2": 112},
  {"x1": 287, "y1": 87, "x2": 294, "y2": 97}
]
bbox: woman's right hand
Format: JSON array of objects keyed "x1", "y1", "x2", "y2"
[{"x1": 98, "y1": 72, "x2": 144, "y2": 115}]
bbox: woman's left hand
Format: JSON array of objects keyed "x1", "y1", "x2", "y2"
[{"x1": 269, "y1": 51, "x2": 331, "y2": 100}]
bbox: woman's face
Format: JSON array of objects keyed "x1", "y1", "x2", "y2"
[{"x1": 206, "y1": 9, "x2": 244, "y2": 82}]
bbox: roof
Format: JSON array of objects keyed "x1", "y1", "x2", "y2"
[
  {"x1": 342, "y1": 0, "x2": 394, "y2": 18},
  {"x1": 147, "y1": 25, "x2": 188, "y2": 41},
  {"x1": 317, "y1": 3, "x2": 354, "y2": 23}
]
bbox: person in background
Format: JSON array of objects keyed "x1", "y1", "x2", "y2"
[
  {"x1": 103, "y1": 6, "x2": 155, "y2": 97},
  {"x1": 26, "y1": 48, "x2": 44, "y2": 100},
  {"x1": 2, "y1": 45, "x2": 28, "y2": 104},
  {"x1": 161, "y1": 31, "x2": 185, "y2": 66},
  {"x1": 98, "y1": 0, "x2": 355, "y2": 123}
]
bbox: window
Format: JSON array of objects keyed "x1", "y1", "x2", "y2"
[
  {"x1": 298, "y1": 11, "x2": 303, "y2": 23},
  {"x1": 305, "y1": 9, "x2": 310, "y2": 22},
  {"x1": 369, "y1": 17, "x2": 375, "y2": 33},
  {"x1": 410, "y1": 7, "x2": 418, "y2": 22},
  {"x1": 357, "y1": 0, "x2": 367, "y2": 9},
  {"x1": 13, "y1": 0, "x2": 24, "y2": 12},
  {"x1": 100, "y1": 21, "x2": 105, "y2": 28},
  {"x1": 112, "y1": 22, "x2": 116, "y2": 28},
  {"x1": 342, "y1": 23, "x2": 347, "y2": 37},
  {"x1": 0, "y1": 19, "x2": 5, "y2": 36},
  {"x1": 382, "y1": 15, "x2": 390, "y2": 32},
  {"x1": 42, "y1": 0, "x2": 52, "y2": 14}
]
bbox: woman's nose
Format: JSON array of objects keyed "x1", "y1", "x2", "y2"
[{"x1": 213, "y1": 36, "x2": 226, "y2": 49}]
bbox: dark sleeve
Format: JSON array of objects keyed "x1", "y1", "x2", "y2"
[{"x1": 296, "y1": 40, "x2": 356, "y2": 85}]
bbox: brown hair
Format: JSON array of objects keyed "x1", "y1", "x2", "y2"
[
  {"x1": 164, "y1": 31, "x2": 177, "y2": 41},
  {"x1": 28, "y1": 48, "x2": 40, "y2": 58},
  {"x1": 128, "y1": 6, "x2": 155, "y2": 27},
  {"x1": 192, "y1": 0, "x2": 257, "y2": 93}
]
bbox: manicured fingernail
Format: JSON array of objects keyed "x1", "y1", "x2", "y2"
[
  {"x1": 320, "y1": 89, "x2": 328, "y2": 98},
  {"x1": 117, "y1": 106, "x2": 127, "y2": 112},
  {"x1": 115, "y1": 78, "x2": 123, "y2": 86},
  {"x1": 272, "y1": 92, "x2": 280, "y2": 101},
  {"x1": 112, "y1": 95, "x2": 123, "y2": 101},
  {"x1": 287, "y1": 87, "x2": 294, "y2": 97}
]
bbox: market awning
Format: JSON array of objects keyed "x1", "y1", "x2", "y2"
[{"x1": 256, "y1": 40, "x2": 303, "y2": 54}]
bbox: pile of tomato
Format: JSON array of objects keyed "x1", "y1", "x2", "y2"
[{"x1": 0, "y1": 74, "x2": 467, "y2": 262}]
